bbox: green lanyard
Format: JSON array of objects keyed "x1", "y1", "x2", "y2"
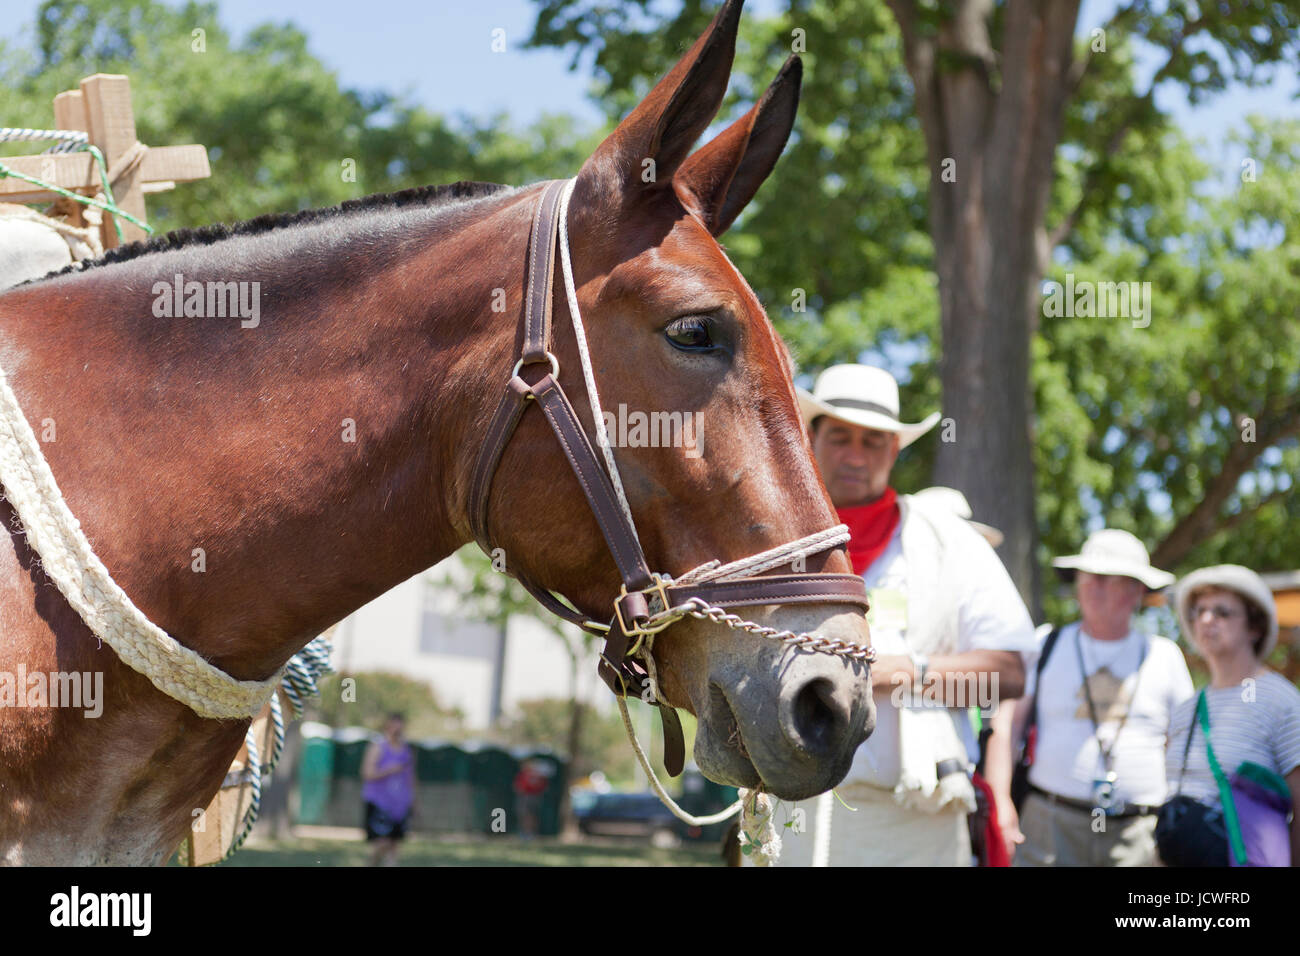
[{"x1": 1196, "y1": 690, "x2": 1248, "y2": 866}]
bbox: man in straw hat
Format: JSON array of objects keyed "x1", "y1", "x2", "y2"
[
  {"x1": 769, "y1": 364, "x2": 1034, "y2": 867},
  {"x1": 1011, "y1": 529, "x2": 1193, "y2": 866}
]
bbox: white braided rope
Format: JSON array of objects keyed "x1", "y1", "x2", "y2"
[
  {"x1": 615, "y1": 693, "x2": 743, "y2": 827},
  {"x1": 613, "y1": 664, "x2": 779, "y2": 861},
  {"x1": 0, "y1": 365, "x2": 281, "y2": 719},
  {"x1": 0, "y1": 127, "x2": 89, "y2": 153},
  {"x1": 556, "y1": 177, "x2": 642, "y2": 552},
  {"x1": 675, "y1": 524, "x2": 852, "y2": 586}
]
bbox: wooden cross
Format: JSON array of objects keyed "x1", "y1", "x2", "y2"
[{"x1": 0, "y1": 73, "x2": 210, "y2": 249}]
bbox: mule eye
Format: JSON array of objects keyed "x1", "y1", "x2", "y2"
[{"x1": 665, "y1": 316, "x2": 714, "y2": 351}]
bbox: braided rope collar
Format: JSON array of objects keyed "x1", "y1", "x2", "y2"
[{"x1": 0, "y1": 365, "x2": 281, "y2": 720}]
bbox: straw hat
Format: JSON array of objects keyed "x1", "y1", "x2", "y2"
[
  {"x1": 1175, "y1": 565, "x2": 1278, "y2": 659},
  {"x1": 1051, "y1": 529, "x2": 1174, "y2": 591},
  {"x1": 798, "y1": 365, "x2": 940, "y2": 450}
]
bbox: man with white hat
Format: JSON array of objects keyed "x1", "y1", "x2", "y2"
[
  {"x1": 771, "y1": 365, "x2": 1035, "y2": 867},
  {"x1": 1010, "y1": 529, "x2": 1194, "y2": 866}
]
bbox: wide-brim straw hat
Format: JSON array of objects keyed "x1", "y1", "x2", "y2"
[
  {"x1": 1175, "y1": 564, "x2": 1279, "y2": 660},
  {"x1": 1052, "y1": 528, "x2": 1174, "y2": 591},
  {"x1": 912, "y1": 486, "x2": 1004, "y2": 548},
  {"x1": 797, "y1": 364, "x2": 940, "y2": 450}
]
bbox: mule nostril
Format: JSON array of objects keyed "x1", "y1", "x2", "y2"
[{"x1": 790, "y1": 677, "x2": 843, "y2": 753}]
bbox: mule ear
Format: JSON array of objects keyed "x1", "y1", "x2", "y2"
[
  {"x1": 577, "y1": 0, "x2": 743, "y2": 200},
  {"x1": 674, "y1": 54, "x2": 801, "y2": 236}
]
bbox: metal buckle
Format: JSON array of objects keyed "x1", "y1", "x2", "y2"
[{"x1": 614, "y1": 574, "x2": 673, "y2": 646}]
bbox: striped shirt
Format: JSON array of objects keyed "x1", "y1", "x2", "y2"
[{"x1": 1165, "y1": 671, "x2": 1300, "y2": 807}]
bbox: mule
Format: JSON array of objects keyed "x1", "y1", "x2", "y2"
[{"x1": 0, "y1": 0, "x2": 873, "y2": 865}]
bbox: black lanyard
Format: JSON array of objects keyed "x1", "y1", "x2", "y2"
[{"x1": 1075, "y1": 628, "x2": 1148, "y2": 774}]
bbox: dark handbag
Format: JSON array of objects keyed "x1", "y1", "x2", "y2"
[
  {"x1": 1154, "y1": 690, "x2": 1234, "y2": 867},
  {"x1": 1155, "y1": 795, "x2": 1227, "y2": 867},
  {"x1": 1011, "y1": 626, "x2": 1061, "y2": 812}
]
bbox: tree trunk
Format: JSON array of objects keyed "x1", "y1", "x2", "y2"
[
  {"x1": 888, "y1": 0, "x2": 1081, "y2": 617},
  {"x1": 559, "y1": 645, "x2": 584, "y2": 837}
]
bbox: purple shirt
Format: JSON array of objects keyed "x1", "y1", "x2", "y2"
[{"x1": 361, "y1": 737, "x2": 414, "y2": 819}]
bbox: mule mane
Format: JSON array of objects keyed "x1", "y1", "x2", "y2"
[{"x1": 23, "y1": 180, "x2": 516, "y2": 284}]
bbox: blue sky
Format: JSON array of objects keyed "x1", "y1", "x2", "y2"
[{"x1": 1, "y1": 0, "x2": 1293, "y2": 143}]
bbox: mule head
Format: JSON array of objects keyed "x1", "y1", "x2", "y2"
[{"x1": 480, "y1": 0, "x2": 874, "y2": 801}]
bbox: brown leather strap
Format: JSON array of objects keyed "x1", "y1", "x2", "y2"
[
  {"x1": 664, "y1": 573, "x2": 870, "y2": 612},
  {"x1": 522, "y1": 179, "x2": 567, "y2": 366},
  {"x1": 469, "y1": 375, "x2": 534, "y2": 552},
  {"x1": 531, "y1": 373, "x2": 654, "y2": 592},
  {"x1": 658, "y1": 704, "x2": 685, "y2": 777}
]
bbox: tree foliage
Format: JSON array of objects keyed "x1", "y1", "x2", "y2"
[
  {"x1": 526, "y1": 0, "x2": 1300, "y2": 620},
  {"x1": 2, "y1": 0, "x2": 599, "y2": 235}
]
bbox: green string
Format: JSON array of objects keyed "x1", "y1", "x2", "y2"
[{"x1": 0, "y1": 141, "x2": 154, "y2": 242}]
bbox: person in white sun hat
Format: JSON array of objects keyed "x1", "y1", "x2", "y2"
[
  {"x1": 1159, "y1": 565, "x2": 1300, "y2": 866},
  {"x1": 1011, "y1": 529, "x2": 1193, "y2": 867},
  {"x1": 768, "y1": 364, "x2": 1034, "y2": 868}
]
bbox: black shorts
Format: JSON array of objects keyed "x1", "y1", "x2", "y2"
[{"x1": 364, "y1": 802, "x2": 409, "y2": 841}]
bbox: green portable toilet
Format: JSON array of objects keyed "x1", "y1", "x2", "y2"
[
  {"x1": 466, "y1": 743, "x2": 518, "y2": 834},
  {"x1": 412, "y1": 740, "x2": 474, "y2": 832},
  {"x1": 296, "y1": 722, "x2": 334, "y2": 825},
  {"x1": 521, "y1": 749, "x2": 566, "y2": 836},
  {"x1": 418, "y1": 742, "x2": 470, "y2": 783}
]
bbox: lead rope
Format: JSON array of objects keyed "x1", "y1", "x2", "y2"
[
  {"x1": 221, "y1": 635, "x2": 334, "y2": 861},
  {"x1": 555, "y1": 178, "x2": 640, "y2": 549}
]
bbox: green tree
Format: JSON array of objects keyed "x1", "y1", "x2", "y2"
[
  {"x1": 1036, "y1": 118, "x2": 1300, "y2": 636},
  {"x1": 2, "y1": 0, "x2": 598, "y2": 235},
  {"x1": 525, "y1": 0, "x2": 1300, "y2": 615},
  {"x1": 310, "y1": 671, "x2": 465, "y2": 739}
]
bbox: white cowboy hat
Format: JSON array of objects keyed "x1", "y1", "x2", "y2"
[
  {"x1": 797, "y1": 364, "x2": 941, "y2": 450},
  {"x1": 1052, "y1": 528, "x2": 1174, "y2": 591},
  {"x1": 912, "y1": 486, "x2": 1004, "y2": 548},
  {"x1": 1175, "y1": 565, "x2": 1278, "y2": 660}
]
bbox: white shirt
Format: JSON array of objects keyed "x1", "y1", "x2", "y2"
[
  {"x1": 1026, "y1": 622, "x2": 1193, "y2": 806},
  {"x1": 848, "y1": 512, "x2": 1037, "y2": 789}
]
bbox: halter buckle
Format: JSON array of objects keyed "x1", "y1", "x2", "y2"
[{"x1": 614, "y1": 574, "x2": 675, "y2": 641}]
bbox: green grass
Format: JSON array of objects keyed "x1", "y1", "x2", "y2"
[{"x1": 213, "y1": 834, "x2": 724, "y2": 867}]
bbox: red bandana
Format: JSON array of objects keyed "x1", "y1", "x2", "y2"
[{"x1": 836, "y1": 487, "x2": 900, "y2": 575}]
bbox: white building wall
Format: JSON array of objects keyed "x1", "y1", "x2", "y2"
[{"x1": 329, "y1": 555, "x2": 612, "y2": 730}]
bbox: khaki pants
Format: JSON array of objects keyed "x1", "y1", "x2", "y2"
[
  {"x1": 767, "y1": 783, "x2": 972, "y2": 867},
  {"x1": 1015, "y1": 791, "x2": 1157, "y2": 866}
]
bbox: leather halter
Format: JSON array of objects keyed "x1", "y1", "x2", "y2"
[{"x1": 468, "y1": 179, "x2": 871, "y2": 769}]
